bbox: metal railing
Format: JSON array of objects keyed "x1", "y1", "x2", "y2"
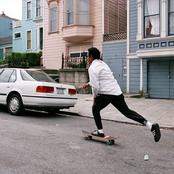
[
  {"x1": 61, "y1": 53, "x2": 88, "y2": 69},
  {"x1": 103, "y1": 32, "x2": 127, "y2": 42}
]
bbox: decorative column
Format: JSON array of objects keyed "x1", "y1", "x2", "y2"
[
  {"x1": 136, "y1": 0, "x2": 143, "y2": 40},
  {"x1": 161, "y1": 0, "x2": 167, "y2": 37},
  {"x1": 140, "y1": 58, "x2": 143, "y2": 92}
]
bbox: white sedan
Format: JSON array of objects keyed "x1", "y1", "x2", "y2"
[{"x1": 0, "y1": 68, "x2": 77, "y2": 115}]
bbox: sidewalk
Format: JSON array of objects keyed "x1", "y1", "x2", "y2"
[{"x1": 64, "y1": 94, "x2": 174, "y2": 129}]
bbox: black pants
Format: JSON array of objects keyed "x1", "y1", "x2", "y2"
[{"x1": 92, "y1": 94, "x2": 147, "y2": 129}]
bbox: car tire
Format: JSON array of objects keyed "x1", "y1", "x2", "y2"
[
  {"x1": 7, "y1": 94, "x2": 24, "y2": 115},
  {"x1": 47, "y1": 108, "x2": 59, "y2": 115}
]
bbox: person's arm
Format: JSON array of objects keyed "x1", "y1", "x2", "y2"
[{"x1": 88, "y1": 68, "x2": 99, "y2": 98}]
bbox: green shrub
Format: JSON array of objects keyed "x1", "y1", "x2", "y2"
[{"x1": 8, "y1": 52, "x2": 41, "y2": 68}]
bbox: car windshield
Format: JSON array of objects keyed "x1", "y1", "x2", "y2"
[{"x1": 20, "y1": 70, "x2": 56, "y2": 83}]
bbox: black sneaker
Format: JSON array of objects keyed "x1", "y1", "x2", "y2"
[
  {"x1": 91, "y1": 130, "x2": 105, "y2": 137},
  {"x1": 151, "y1": 123, "x2": 161, "y2": 142}
]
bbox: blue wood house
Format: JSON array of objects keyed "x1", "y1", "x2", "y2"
[
  {"x1": 103, "y1": 0, "x2": 174, "y2": 99},
  {"x1": 13, "y1": 0, "x2": 43, "y2": 53},
  {"x1": 0, "y1": 12, "x2": 19, "y2": 60}
]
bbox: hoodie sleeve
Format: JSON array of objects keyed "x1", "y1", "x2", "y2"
[{"x1": 88, "y1": 66, "x2": 100, "y2": 98}]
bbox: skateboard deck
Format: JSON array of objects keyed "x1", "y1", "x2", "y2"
[{"x1": 82, "y1": 130, "x2": 120, "y2": 145}]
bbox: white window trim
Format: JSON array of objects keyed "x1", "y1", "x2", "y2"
[
  {"x1": 48, "y1": 2, "x2": 59, "y2": 33},
  {"x1": 14, "y1": 32, "x2": 22, "y2": 39},
  {"x1": 35, "y1": 0, "x2": 42, "y2": 18},
  {"x1": 27, "y1": 0, "x2": 32, "y2": 20},
  {"x1": 26, "y1": 30, "x2": 32, "y2": 51},
  {"x1": 136, "y1": 0, "x2": 168, "y2": 41}
]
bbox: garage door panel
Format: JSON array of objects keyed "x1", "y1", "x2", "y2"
[
  {"x1": 170, "y1": 61, "x2": 174, "y2": 98},
  {"x1": 148, "y1": 61, "x2": 169, "y2": 99}
]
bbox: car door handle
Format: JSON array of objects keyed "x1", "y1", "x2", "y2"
[{"x1": 6, "y1": 86, "x2": 10, "y2": 88}]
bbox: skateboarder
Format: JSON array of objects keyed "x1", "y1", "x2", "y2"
[{"x1": 82, "y1": 47, "x2": 161, "y2": 142}]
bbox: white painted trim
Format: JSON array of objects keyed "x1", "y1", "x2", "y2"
[
  {"x1": 126, "y1": 0, "x2": 130, "y2": 94},
  {"x1": 136, "y1": 35, "x2": 174, "y2": 42},
  {"x1": 126, "y1": 58, "x2": 130, "y2": 93},
  {"x1": 137, "y1": 48, "x2": 174, "y2": 58},
  {"x1": 127, "y1": 0, "x2": 130, "y2": 54},
  {"x1": 26, "y1": 29, "x2": 32, "y2": 51},
  {"x1": 140, "y1": 58, "x2": 143, "y2": 91},
  {"x1": 103, "y1": 40, "x2": 127, "y2": 44},
  {"x1": 126, "y1": 53, "x2": 138, "y2": 59},
  {"x1": 136, "y1": 0, "x2": 143, "y2": 40},
  {"x1": 161, "y1": 0, "x2": 168, "y2": 37},
  {"x1": 13, "y1": 32, "x2": 22, "y2": 39}
]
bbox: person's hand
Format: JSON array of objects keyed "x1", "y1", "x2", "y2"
[{"x1": 82, "y1": 83, "x2": 89, "y2": 89}]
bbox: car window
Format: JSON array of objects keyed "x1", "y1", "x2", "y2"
[
  {"x1": 9, "y1": 70, "x2": 17, "y2": 82},
  {"x1": 0, "y1": 69, "x2": 3, "y2": 74},
  {"x1": 21, "y1": 70, "x2": 56, "y2": 83},
  {"x1": 0, "y1": 69, "x2": 15, "y2": 83},
  {"x1": 20, "y1": 70, "x2": 35, "y2": 81}
]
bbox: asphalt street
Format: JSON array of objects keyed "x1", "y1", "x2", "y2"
[{"x1": 0, "y1": 108, "x2": 173, "y2": 174}]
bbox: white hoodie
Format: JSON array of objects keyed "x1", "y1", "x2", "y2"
[{"x1": 88, "y1": 59, "x2": 122, "y2": 98}]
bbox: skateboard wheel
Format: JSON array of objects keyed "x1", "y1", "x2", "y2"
[
  {"x1": 106, "y1": 141, "x2": 112, "y2": 145},
  {"x1": 88, "y1": 136, "x2": 92, "y2": 140},
  {"x1": 84, "y1": 136, "x2": 89, "y2": 140},
  {"x1": 111, "y1": 140, "x2": 115, "y2": 144}
]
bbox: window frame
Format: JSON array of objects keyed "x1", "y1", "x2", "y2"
[
  {"x1": 14, "y1": 32, "x2": 22, "y2": 39},
  {"x1": 27, "y1": 1, "x2": 32, "y2": 19},
  {"x1": 27, "y1": 30, "x2": 32, "y2": 50},
  {"x1": 36, "y1": 0, "x2": 42, "y2": 17},
  {"x1": 78, "y1": 0, "x2": 89, "y2": 25},
  {"x1": 66, "y1": 0, "x2": 74, "y2": 25},
  {"x1": 143, "y1": 0, "x2": 160, "y2": 38},
  {"x1": 65, "y1": 0, "x2": 91, "y2": 26},
  {"x1": 168, "y1": 0, "x2": 174, "y2": 35},
  {"x1": 49, "y1": 6, "x2": 58, "y2": 33}
]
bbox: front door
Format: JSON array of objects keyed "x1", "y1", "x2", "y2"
[{"x1": 105, "y1": 58, "x2": 124, "y2": 92}]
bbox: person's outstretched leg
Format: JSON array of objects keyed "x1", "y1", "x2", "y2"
[{"x1": 111, "y1": 94, "x2": 161, "y2": 142}]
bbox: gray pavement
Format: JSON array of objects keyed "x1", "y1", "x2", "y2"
[{"x1": 64, "y1": 94, "x2": 174, "y2": 129}]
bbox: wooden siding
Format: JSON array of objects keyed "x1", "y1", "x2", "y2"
[
  {"x1": 104, "y1": 0, "x2": 127, "y2": 34},
  {"x1": 129, "y1": 0, "x2": 137, "y2": 54},
  {"x1": 129, "y1": 59, "x2": 140, "y2": 93}
]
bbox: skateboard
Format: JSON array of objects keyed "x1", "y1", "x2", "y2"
[{"x1": 82, "y1": 130, "x2": 120, "y2": 145}]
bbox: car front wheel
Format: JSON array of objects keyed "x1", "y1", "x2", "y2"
[{"x1": 7, "y1": 94, "x2": 24, "y2": 115}]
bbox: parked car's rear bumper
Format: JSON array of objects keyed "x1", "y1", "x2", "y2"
[{"x1": 22, "y1": 95, "x2": 77, "y2": 107}]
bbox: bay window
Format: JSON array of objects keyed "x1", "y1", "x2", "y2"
[
  {"x1": 67, "y1": 0, "x2": 74, "y2": 25},
  {"x1": 144, "y1": 0, "x2": 160, "y2": 38},
  {"x1": 79, "y1": 0, "x2": 89, "y2": 25},
  {"x1": 65, "y1": 0, "x2": 90, "y2": 26}
]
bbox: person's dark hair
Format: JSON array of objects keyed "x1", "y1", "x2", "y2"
[{"x1": 88, "y1": 47, "x2": 100, "y2": 60}]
